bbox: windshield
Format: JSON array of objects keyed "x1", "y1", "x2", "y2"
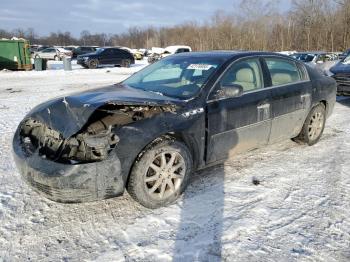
[
  {"x1": 292, "y1": 54, "x2": 316, "y2": 62},
  {"x1": 123, "y1": 56, "x2": 224, "y2": 99}
]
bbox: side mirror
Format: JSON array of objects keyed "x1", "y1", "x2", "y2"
[{"x1": 216, "y1": 84, "x2": 243, "y2": 99}]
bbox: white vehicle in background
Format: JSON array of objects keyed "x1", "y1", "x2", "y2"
[
  {"x1": 147, "y1": 46, "x2": 192, "y2": 63},
  {"x1": 161, "y1": 45, "x2": 192, "y2": 58},
  {"x1": 277, "y1": 50, "x2": 297, "y2": 56},
  {"x1": 151, "y1": 47, "x2": 165, "y2": 55},
  {"x1": 33, "y1": 47, "x2": 72, "y2": 61}
]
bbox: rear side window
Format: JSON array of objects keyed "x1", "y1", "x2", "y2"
[
  {"x1": 176, "y1": 48, "x2": 190, "y2": 53},
  {"x1": 103, "y1": 49, "x2": 114, "y2": 55},
  {"x1": 265, "y1": 58, "x2": 302, "y2": 86}
]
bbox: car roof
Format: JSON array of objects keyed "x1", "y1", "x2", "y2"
[{"x1": 172, "y1": 51, "x2": 292, "y2": 60}]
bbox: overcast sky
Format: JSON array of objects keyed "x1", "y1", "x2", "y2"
[{"x1": 0, "y1": 0, "x2": 291, "y2": 36}]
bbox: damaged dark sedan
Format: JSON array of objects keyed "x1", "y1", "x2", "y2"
[{"x1": 13, "y1": 51, "x2": 336, "y2": 208}]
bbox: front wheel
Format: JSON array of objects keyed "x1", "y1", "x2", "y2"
[
  {"x1": 54, "y1": 55, "x2": 60, "y2": 61},
  {"x1": 88, "y1": 59, "x2": 98, "y2": 69},
  {"x1": 127, "y1": 139, "x2": 193, "y2": 209},
  {"x1": 293, "y1": 103, "x2": 326, "y2": 146}
]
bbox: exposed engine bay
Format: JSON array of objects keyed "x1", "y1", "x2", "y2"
[{"x1": 19, "y1": 104, "x2": 176, "y2": 164}]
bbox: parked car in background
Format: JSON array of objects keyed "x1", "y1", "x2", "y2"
[
  {"x1": 148, "y1": 45, "x2": 192, "y2": 63},
  {"x1": 120, "y1": 47, "x2": 144, "y2": 60},
  {"x1": 13, "y1": 51, "x2": 336, "y2": 208},
  {"x1": 291, "y1": 52, "x2": 329, "y2": 65},
  {"x1": 63, "y1": 46, "x2": 79, "y2": 52},
  {"x1": 34, "y1": 47, "x2": 72, "y2": 61},
  {"x1": 72, "y1": 46, "x2": 98, "y2": 58},
  {"x1": 161, "y1": 45, "x2": 192, "y2": 58},
  {"x1": 147, "y1": 53, "x2": 162, "y2": 64},
  {"x1": 338, "y1": 49, "x2": 350, "y2": 60},
  {"x1": 132, "y1": 50, "x2": 144, "y2": 60},
  {"x1": 30, "y1": 45, "x2": 50, "y2": 54},
  {"x1": 77, "y1": 47, "x2": 135, "y2": 69},
  {"x1": 330, "y1": 54, "x2": 350, "y2": 95},
  {"x1": 277, "y1": 51, "x2": 297, "y2": 56},
  {"x1": 292, "y1": 51, "x2": 339, "y2": 74}
]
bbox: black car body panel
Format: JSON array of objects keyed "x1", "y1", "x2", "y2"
[
  {"x1": 13, "y1": 51, "x2": 337, "y2": 203},
  {"x1": 77, "y1": 47, "x2": 135, "y2": 68},
  {"x1": 330, "y1": 59, "x2": 350, "y2": 95}
]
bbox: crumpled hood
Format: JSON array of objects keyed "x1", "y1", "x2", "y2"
[
  {"x1": 24, "y1": 84, "x2": 184, "y2": 138},
  {"x1": 330, "y1": 61, "x2": 350, "y2": 74}
]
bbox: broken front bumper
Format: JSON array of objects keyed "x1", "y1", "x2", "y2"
[{"x1": 12, "y1": 131, "x2": 125, "y2": 203}]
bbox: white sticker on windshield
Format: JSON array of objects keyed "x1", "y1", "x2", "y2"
[{"x1": 187, "y1": 64, "x2": 213, "y2": 70}]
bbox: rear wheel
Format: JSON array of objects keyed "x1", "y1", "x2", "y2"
[
  {"x1": 127, "y1": 139, "x2": 192, "y2": 209},
  {"x1": 88, "y1": 59, "x2": 98, "y2": 69},
  {"x1": 54, "y1": 55, "x2": 60, "y2": 61},
  {"x1": 121, "y1": 59, "x2": 131, "y2": 68},
  {"x1": 293, "y1": 103, "x2": 326, "y2": 146}
]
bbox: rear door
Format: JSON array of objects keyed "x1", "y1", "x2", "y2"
[
  {"x1": 99, "y1": 49, "x2": 114, "y2": 65},
  {"x1": 263, "y1": 57, "x2": 312, "y2": 143},
  {"x1": 206, "y1": 57, "x2": 272, "y2": 163},
  {"x1": 115, "y1": 49, "x2": 128, "y2": 64}
]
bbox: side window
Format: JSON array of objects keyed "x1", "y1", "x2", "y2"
[
  {"x1": 112, "y1": 49, "x2": 119, "y2": 55},
  {"x1": 43, "y1": 48, "x2": 53, "y2": 53},
  {"x1": 103, "y1": 49, "x2": 113, "y2": 55},
  {"x1": 176, "y1": 48, "x2": 190, "y2": 54},
  {"x1": 265, "y1": 58, "x2": 301, "y2": 86},
  {"x1": 220, "y1": 58, "x2": 263, "y2": 92},
  {"x1": 119, "y1": 50, "x2": 129, "y2": 57}
]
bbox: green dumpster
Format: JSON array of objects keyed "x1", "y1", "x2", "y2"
[
  {"x1": 0, "y1": 39, "x2": 32, "y2": 70},
  {"x1": 34, "y1": 58, "x2": 47, "y2": 71}
]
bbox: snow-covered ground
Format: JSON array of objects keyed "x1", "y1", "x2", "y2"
[{"x1": 0, "y1": 62, "x2": 349, "y2": 262}]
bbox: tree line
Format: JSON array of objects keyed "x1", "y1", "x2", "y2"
[{"x1": 1, "y1": 0, "x2": 349, "y2": 52}]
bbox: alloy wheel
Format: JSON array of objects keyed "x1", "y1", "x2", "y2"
[
  {"x1": 308, "y1": 110, "x2": 324, "y2": 140},
  {"x1": 144, "y1": 151, "x2": 186, "y2": 200}
]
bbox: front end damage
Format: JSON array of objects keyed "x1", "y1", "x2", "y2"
[{"x1": 13, "y1": 101, "x2": 177, "y2": 203}]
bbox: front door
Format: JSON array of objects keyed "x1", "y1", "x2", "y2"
[
  {"x1": 100, "y1": 49, "x2": 114, "y2": 65},
  {"x1": 206, "y1": 57, "x2": 272, "y2": 163}
]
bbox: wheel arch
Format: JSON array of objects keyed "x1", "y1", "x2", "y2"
[
  {"x1": 320, "y1": 99, "x2": 327, "y2": 111},
  {"x1": 125, "y1": 131, "x2": 199, "y2": 187}
]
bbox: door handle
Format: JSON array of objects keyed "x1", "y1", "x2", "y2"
[
  {"x1": 257, "y1": 103, "x2": 270, "y2": 110},
  {"x1": 257, "y1": 103, "x2": 270, "y2": 121},
  {"x1": 301, "y1": 94, "x2": 311, "y2": 100}
]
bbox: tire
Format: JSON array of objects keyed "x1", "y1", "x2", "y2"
[
  {"x1": 54, "y1": 56, "x2": 60, "y2": 61},
  {"x1": 88, "y1": 59, "x2": 98, "y2": 69},
  {"x1": 293, "y1": 103, "x2": 326, "y2": 146},
  {"x1": 121, "y1": 59, "x2": 131, "y2": 68},
  {"x1": 127, "y1": 139, "x2": 193, "y2": 209}
]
